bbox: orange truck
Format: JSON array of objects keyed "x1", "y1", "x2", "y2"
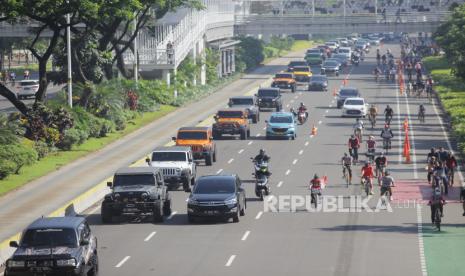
[
  {"x1": 172, "y1": 127, "x2": 217, "y2": 166},
  {"x1": 271, "y1": 72, "x2": 297, "y2": 92},
  {"x1": 212, "y1": 108, "x2": 251, "y2": 140}
]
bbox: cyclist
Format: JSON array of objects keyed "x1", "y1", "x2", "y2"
[
  {"x1": 380, "y1": 170, "x2": 395, "y2": 201},
  {"x1": 380, "y1": 124, "x2": 394, "y2": 150},
  {"x1": 384, "y1": 105, "x2": 394, "y2": 125},
  {"x1": 425, "y1": 75, "x2": 434, "y2": 98},
  {"x1": 353, "y1": 118, "x2": 364, "y2": 141},
  {"x1": 406, "y1": 62, "x2": 413, "y2": 82},
  {"x1": 373, "y1": 66, "x2": 382, "y2": 81},
  {"x1": 460, "y1": 186, "x2": 465, "y2": 216},
  {"x1": 341, "y1": 153, "x2": 353, "y2": 184},
  {"x1": 310, "y1": 174, "x2": 323, "y2": 205},
  {"x1": 446, "y1": 152, "x2": 457, "y2": 186},
  {"x1": 428, "y1": 187, "x2": 445, "y2": 224},
  {"x1": 348, "y1": 134, "x2": 360, "y2": 163},
  {"x1": 426, "y1": 156, "x2": 437, "y2": 185},
  {"x1": 375, "y1": 152, "x2": 388, "y2": 178},
  {"x1": 376, "y1": 49, "x2": 381, "y2": 65},
  {"x1": 418, "y1": 104, "x2": 425, "y2": 122},
  {"x1": 361, "y1": 161, "x2": 375, "y2": 195},
  {"x1": 366, "y1": 135, "x2": 376, "y2": 160}
]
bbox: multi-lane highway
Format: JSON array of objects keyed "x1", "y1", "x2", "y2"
[{"x1": 76, "y1": 43, "x2": 463, "y2": 276}]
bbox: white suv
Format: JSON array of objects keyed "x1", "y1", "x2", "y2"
[
  {"x1": 16, "y1": 80, "x2": 39, "y2": 100},
  {"x1": 146, "y1": 146, "x2": 197, "y2": 192}
]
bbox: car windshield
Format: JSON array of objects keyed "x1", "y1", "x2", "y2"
[
  {"x1": 270, "y1": 115, "x2": 293, "y2": 124},
  {"x1": 345, "y1": 100, "x2": 364, "y2": 105},
  {"x1": 324, "y1": 61, "x2": 338, "y2": 67},
  {"x1": 288, "y1": 61, "x2": 306, "y2": 67},
  {"x1": 307, "y1": 50, "x2": 320, "y2": 54},
  {"x1": 275, "y1": 73, "x2": 292, "y2": 79},
  {"x1": 177, "y1": 131, "x2": 208, "y2": 140},
  {"x1": 113, "y1": 174, "x2": 155, "y2": 186},
  {"x1": 258, "y1": 90, "x2": 278, "y2": 97},
  {"x1": 311, "y1": 76, "x2": 326, "y2": 82},
  {"x1": 293, "y1": 66, "x2": 309, "y2": 72},
  {"x1": 307, "y1": 53, "x2": 321, "y2": 58},
  {"x1": 193, "y1": 178, "x2": 235, "y2": 194},
  {"x1": 21, "y1": 228, "x2": 77, "y2": 247},
  {"x1": 339, "y1": 49, "x2": 349, "y2": 53},
  {"x1": 20, "y1": 81, "x2": 38, "y2": 86},
  {"x1": 334, "y1": 55, "x2": 347, "y2": 60},
  {"x1": 230, "y1": 98, "x2": 253, "y2": 105},
  {"x1": 217, "y1": 111, "x2": 243, "y2": 118},
  {"x1": 340, "y1": 89, "x2": 359, "y2": 97},
  {"x1": 152, "y1": 152, "x2": 186, "y2": 162}
]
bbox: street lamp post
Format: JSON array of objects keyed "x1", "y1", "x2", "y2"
[
  {"x1": 133, "y1": 14, "x2": 139, "y2": 84},
  {"x1": 66, "y1": 4, "x2": 72, "y2": 108}
]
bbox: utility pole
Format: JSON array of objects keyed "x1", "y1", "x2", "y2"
[
  {"x1": 133, "y1": 14, "x2": 139, "y2": 84},
  {"x1": 312, "y1": 0, "x2": 315, "y2": 17},
  {"x1": 375, "y1": 0, "x2": 378, "y2": 16},
  {"x1": 66, "y1": 1, "x2": 72, "y2": 108}
]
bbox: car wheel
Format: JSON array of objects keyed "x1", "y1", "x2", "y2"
[
  {"x1": 240, "y1": 129, "x2": 247, "y2": 140},
  {"x1": 205, "y1": 154, "x2": 213, "y2": 166},
  {"x1": 187, "y1": 215, "x2": 195, "y2": 224},
  {"x1": 88, "y1": 254, "x2": 99, "y2": 276},
  {"x1": 101, "y1": 205, "x2": 112, "y2": 224},
  {"x1": 247, "y1": 129, "x2": 250, "y2": 138},
  {"x1": 212, "y1": 131, "x2": 221, "y2": 140},
  {"x1": 213, "y1": 147, "x2": 217, "y2": 162},
  {"x1": 240, "y1": 203, "x2": 245, "y2": 216},
  {"x1": 252, "y1": 114, "x2": 258, "y2": 124},
  {"x1": 232, "y1": 209, "x2": 240, "y2": 223},
  {"x1": 153, "y1": 201, "x2": 164, "y2": 223},
  {"x1": 163, "y1": 198, "x2": 172, "y2": 216}
]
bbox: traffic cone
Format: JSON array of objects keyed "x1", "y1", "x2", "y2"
[
  {"x1": 403, "y1": 132, "x2": 411, "y2": 163},
  {"x1": 342, "y1": 79, "x2": 348, "y2": 86},
  {"x1": 311, "y1": 125, "x2": 318, "y2": 136},
  {"x1": 403, "y1": 117, "x2": 409, "y2": 132}
]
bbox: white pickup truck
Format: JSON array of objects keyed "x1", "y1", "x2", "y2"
[{"x1": 146, "y1": 146, "x2": 196, "y2": 192}]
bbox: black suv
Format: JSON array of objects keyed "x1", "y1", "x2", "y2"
[
  {"x1": 187, "y1": 174, "x2": 246, "y2": 223},
  {"x1": 256, "y1": 88, "x2": 282, "y2": 111},
  {"x1": 5, "y1": 216, "x2": 98, "y2": 276},
  {"x1": 101, "y1": 166, "x2": 172, "y2": 223}
]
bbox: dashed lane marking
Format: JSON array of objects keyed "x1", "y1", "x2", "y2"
[
  {"x1": 285, "y1": 169, "x2": 291, "y2": 175},
  {"x1": 238, "y1": 149, "x2": 244, "y2": 154},
  {"x1": 299, "y1": 150, "x2": 304, "y2": 155},
  {"x1": 286, "y1": 104, "x2": 290, "y2": 108},
  {"x1": 325, "y1": 110, "x2": 329, "y2": 113},
  {"x1": 310, "y1": 135, "x2": 314, "y2": 138},
  {"x1": 228, "y1": 158, "x2": 234, "y2": 164},
  {"x1": 318, "y1": 120, "x2": 322, "y2": 125},
  {"x1": 144, "y1": 231, "x2": 157, "y2": 242},
  {"x1": 115, "y1": 256, "x2": 131, "y2": 268},
  {"x1": 248, "y1": 141, "x2": 253, "y2": 145},
  {"x1": 255, "y1": 211, "x2": 263, "y2": 219},
  {"x1": 256, "y1": 133, "x2": 261, "y2": 137},
  {"x1": 294, "y1": 95, "x2": 298, "y2": 99},
  {"x1": 305, "y1": 141, "x2": 309, "y2": 146},
  {"x1": 167, "y1": 211, "x2": 177, "y2": 220},
  {"x1": 277, "y1": 181, "x2": 283, "y2": 187},
  {"x1": 290, "y1": 99, "x2": 295, "y2": 103},
  {"x1": 216, "y1": 169, "x2": 223, "y2": 174},
  {"x1": 241, "y1": 231, "x2": 251, "y2": 241},
  {"x1": 225, "y1": 255, "x2": 236, "y2": 267},
  {"x1": 292, "y1": 159, "x2": 298, "y2": 165},
  {"x1": 263, "y1": 126, "x2": 266, "y2": 130},
  {"x1": 416, "y1": 204, "x2": 428, "y2": 276}
]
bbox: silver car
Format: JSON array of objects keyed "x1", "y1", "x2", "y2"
[{"x1": 17, "y1": 80, "x2": 39, "y2": 99}]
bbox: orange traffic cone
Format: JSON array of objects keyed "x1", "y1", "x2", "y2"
[
  {"x1": 403, "y1": 117, "x2": 409, "y2": 132},
  {"x1": 311, "y1": 125, "x2": 318, "y2": 136},
  {"x1": 342, "y1": 79, "x2": 348, "y2": 86}
]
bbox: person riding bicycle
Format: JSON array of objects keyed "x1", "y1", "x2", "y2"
[
  {"x1": 353, "y1": 118, "x2": 364, "y2": 140},
  {"x1": 418, "y1": 104, "x2": 425, "y2": 120},
  {"x1": 426, "y1": 75, "x2": 434, "y2": 95},
  {"x1": 361, "y1": 161, "x2": 375, "y2": 195},
  {"x1": 341, "y1": 153, "x2": 353, "y2": 184},
  {"x1": 348, "y1": 134, "x2": 360, "y2": 163},
  {"x1": 380, "y1": 170, "x2": 395, "y2": 200},
  {"x1": 373, "y1": 66, "x2": 382, "y2": 80},
  {"x1": 428, "y1": 187, "x2": 445, "y2": 224},
  {"x1": 376, "y1": 50, "x2": 381, "y2": 64},
  {"x1": 375, "y1": 152, "x2": 388, "y2": 177},
  {"x1": 381, "y1": 54, "x2": 387, "y2": 65},
  {"x1": 369, "y1": 104, "x2": 378, "y2": 118},
  {"x1": 380, "y1": 124, "x2": 394, "y2": 149},
  {"x1": 433, "y1": 162, "x2": 449, "y2": 195},
  {"x1": 406, "y1": 62, "x2": 413, "y2": 81},
  {"x1": 384, "y1": 105, "x2": 394, "y2": 124},
  {"x1": 298, "y1": 102, "x2": 308, "y2": 119},
  {"x1": 446, "y1": 152, "x2": 457, "y2": 186}
]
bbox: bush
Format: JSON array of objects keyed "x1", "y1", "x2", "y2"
[
  {"x1": 0, "y1": 143, "x2": 38, "y2": 175},
  {"x1": 236, "y1": 36, "x2": 265, "y2": 70},
  {"x1": 0, "y1": 159, "x2": 16, "y2": 180},
  {"x1": 57, "y1": 128, "x2": 88, "y2": 150},
  {"x1": 34, "y1": 141, "x2": 51, "y2": 159}
]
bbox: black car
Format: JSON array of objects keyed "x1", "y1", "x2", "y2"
[
  {"x1": 228, "y1": 96, "x2": 260, "y2": 123},
  {"x1": 187, "y1": 174, "x2": 246, "y2": 223},
  {"x1": 336, "y1": 87, "x2": 361, "y2": 108},
  {"x1": 321, "y1": 60, "x2": 340, "y2": 76},
  {"x1": 308, "y1": 75, "x2": 328, "y2": 91},
  {"x1": 5, "y1": 216, "x2": 98, "y2": 276},
  {"x1": 256, "y1": 88, "x2": 282, "y2": 111},
  {"x1": 101, "y1": 166, "x2": 172, "y2": 223},
  {"x1": 287, "y1": 60, "x2": 308, "y2": 72}
]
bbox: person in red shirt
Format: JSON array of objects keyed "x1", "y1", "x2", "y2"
[
  {"x1": 348, "y1": 135, "x2": 360, "y2": 163},
  {"x1": 361, "y1": 162, "x2": 374, "y2": 195},
  {"x1": 366, "y1": 135, "x2": 376, "y2": 160},
  {"x1": 446, "y1": 152, "x2": 457, "y2": 186}
]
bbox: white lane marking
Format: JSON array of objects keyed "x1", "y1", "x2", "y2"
[
  {"x1": 241, "y1": 231, "x2": 251, "y2": 241},
  {"x1": 248, "y1": 141, "x2": 253, "y2": 145},
  {"x1": 286, "y1": 104, "x2": 290, "y2": 108},
  {"x1": 431, "y1": 96, "x2": 465, "y2": 183},
  {"x1": 115, "y1": 256, "x2": 131, "y2": 268},
  {"x1": 310, "y1": 135, "x2": 314, "y2": 138},
  {"x1": 298, "y1": 92, "x2": 302, "y2": 95},
  {"x1": 144, "y1": 231, "x2": 157, "y2": 242},
  {"x1": 299, "y1": 150, "x2": 304, "y2": 155},
  {"x1": 318, "y1": 120, "x2": 322, "y2": 125},
  {"x1": 305, "y1": 141, "x2": 309, "y2": 146},
  {"x1": 292, "y1": 159, "x2": 298, "y2": 165},
  {"x1": 290, "y1": 99, "x2": 295, "y2": 103},
  {"x1": 262, "y1": 126, "x2": 266, "y2": 130},
  {"x1": 255, "y1": 211, "x2": 263, "y2": 219},
  {"x1": 217, "y1": 169, "x2": 223, "y2": 174},
  {"x1": 88, "y1": 205, "x2": 101, "y2": 215},
  {"x1": 238, "y1": 149, "x2": 244, "y2": 154},
  {"x1": 325, "y1": 110, "x2": 329, "y2": 113},
  {"x1": 416, "y1": 204, "x2": 428, "y2": 276},
  {"x1": 329, "y1": 104, "x2": 333, "y2": 108},
  {"x1": 395, "y1": 82, "x2": 402, "y2": 164},
  {"x1": 285, "y1": 169, "x2": 291, "y2": 175},
  {"x1": 401, "y1": 79, "x2": 418, "y2": 179},
  {"x1": 277, "y1": 181, "x2": 283, "y2": 187},
  {"x1": 228, "y1": 158, "x2": 234, "y2": 164},
  {"x1": 225, "y1": 255, "x2": 236, "y2": 267},
  {"x1": 331, "y1": 100, "x2": 335, "y2": 103},
  {"x1": 256, "y1": 133, "x2": 261, "y2": 137},
  {"x1": 167, "y1": 211, "x2": 178, "y2": 220}
]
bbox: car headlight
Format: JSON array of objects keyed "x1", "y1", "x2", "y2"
[
  {"x1": 141, "y1": 193, "x2": 148, "y2": 200},
  {"x1": 113, "y1": 193, "x2": 120, "y2": 200},
  {"x1": 225, "y1": 197, "x2": 237, "y2": 205},
  {"x1": 56, "y1": 259, "x2": 77, "y2": 267},
  {"x1": 175, "y1": 168, "x2": 181, "y2": 172},
  {"x1": 7, "y1": 260, "x2": 25, "y2": 268},
  {"x1": 188, "y1": 198, "x2": 199, "y2": 205}
]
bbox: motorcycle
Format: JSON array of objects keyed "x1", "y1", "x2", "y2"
[
  {"x1": 252, "y1": 159, "x2": 271, "y2": 200},
  {"x1": 298, "y1": 110, "x2": 307, "y2": 124}
]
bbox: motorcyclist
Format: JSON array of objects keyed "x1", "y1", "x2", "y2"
[
  {"x1": 375, "y1": 152, "x2": 388, "y2": 177},
  {"x1": 310, "y1": 174, "x2": 323, "y2": 205},
  {"x1": 341, "y1": 153, "x2": 353, "y2": 184},
  {"x1": 348, "y1": 134, "x2": 360, "y2": 163},
  {"x1": 428, "y1": 187, "x2": 445, "y2": 224},
  {"x1": 380, "y1": 124, "x2": 394, "y2": 149},
  {"x1": 384, "y1": 105, "x2": 394, "y2": 124},
  {"x1": 254, "y1": 149, "x2": 270, "y2": 163},
  {"x1": 361, "y1": 161, "x2": 375, "y2": 195},
  {"x1": 298, "y1": 102, "x2": 308, "y2": 118},
  {"x1": 380, "y1": 170, "x2": 395, "y2": 200}
]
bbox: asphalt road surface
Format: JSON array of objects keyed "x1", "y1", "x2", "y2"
[
  {"x1": 0, "y1": 84, "x2": 62, "y2": 113},
  {"x1": 82, "y1": 44, "x2": 462, "y2": 276},
  {"x1": 2, "y1": 43, "x2": 463, "y2": 276}
]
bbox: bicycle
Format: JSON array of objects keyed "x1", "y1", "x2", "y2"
[
  {"x1": 418, "y1": 110, "x2": 425, "y2": 123},
  {"x1": 382, "y1": 138, "x2": 391, "y2": 155},
  {"x1": 342, "y1": 165, "x2": 351, "y2": 188},
  {"x1": 361, "y1": 176, "x2": 373, "y2": 196},
  {"x1": 433, "y1": 207, "x2": 442, "y2": 231},
  {"x1": 380, "y1": 185, "x2": 394, "y2": 208},
  {"x1": 377, "y1": 165, "x2": 386, "y2": 185},
  {"x1": 368, "y1": 113, "x2": 376, "y2": 129}
]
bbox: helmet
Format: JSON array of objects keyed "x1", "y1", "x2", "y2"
[
  {"x1": 351, "y1": 134, "x2": 355, "y2": 138},
  {"x1": 313, "y1": 174, "x2": 319, "y2": 179},
  {"x1": 385, "y1": 170, "x2": 390, "y2": 176},
  {"x1": 380, "y1": 152, "x2": 385, "y2": 157},
  {"x1": 369, "y1": 135, "x2": 374, "y2": 139},
  {"x1": 300, "y1": 102, "x2": 304, "y2": 106},
  {"x1": 344, "y1": 152, "x2": 348, "y2": 157},
  {"x1": 259, "y1": 149, "x2": 265, "y2": 155}
]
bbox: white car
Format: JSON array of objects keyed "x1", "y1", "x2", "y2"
[
  {"x1": 338, "y1": 47, "x2": 352, "y2": 59},
  {"x1": 325, "y1": 42, "x2": 338, "y2": 51},
  {"x1": 341, "y1": 97, "x2": 368, "y2": 117},
  {"x1": 16, "y1": 80, "x2": 39, "y2": 100}
]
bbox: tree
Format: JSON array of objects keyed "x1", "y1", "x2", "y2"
[{"x1": 434, "y1": 3, "x2": 465, "y2": 80}]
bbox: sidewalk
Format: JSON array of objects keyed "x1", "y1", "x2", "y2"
[{"x1": 0, "y1": 51, "x2": 299, "y2": 244}]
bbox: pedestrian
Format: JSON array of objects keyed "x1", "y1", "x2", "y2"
[
  {"x1": 9, "y1": 71, "x2": 16, "y2": 85},
  {"x1": 23, "y1": 69, "x2": 30, "y2": 80},
  {"x1": 166, "y1": 41, "x2": 174, "y2": 65},
  {"x1": 460, "y1": 186, "x2": 465, "y2": 216}
]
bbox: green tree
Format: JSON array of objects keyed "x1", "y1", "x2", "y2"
[
  {"x1": 236, "y1": 36, "x2": 265, "y2": 71},
  {"x1": 434, "y1": 3, "x2": 465, "y2": 80}
]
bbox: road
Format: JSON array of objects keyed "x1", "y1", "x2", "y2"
[
  {"x1": 80, "y1": 44, "x2": 463, "y2": 276},
  {"x1": 1, "y1": 43, "x2": 463, "y2": 276},
  {"x1": 0, "y1": 83, "x2": 62, "y2": 113}
]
